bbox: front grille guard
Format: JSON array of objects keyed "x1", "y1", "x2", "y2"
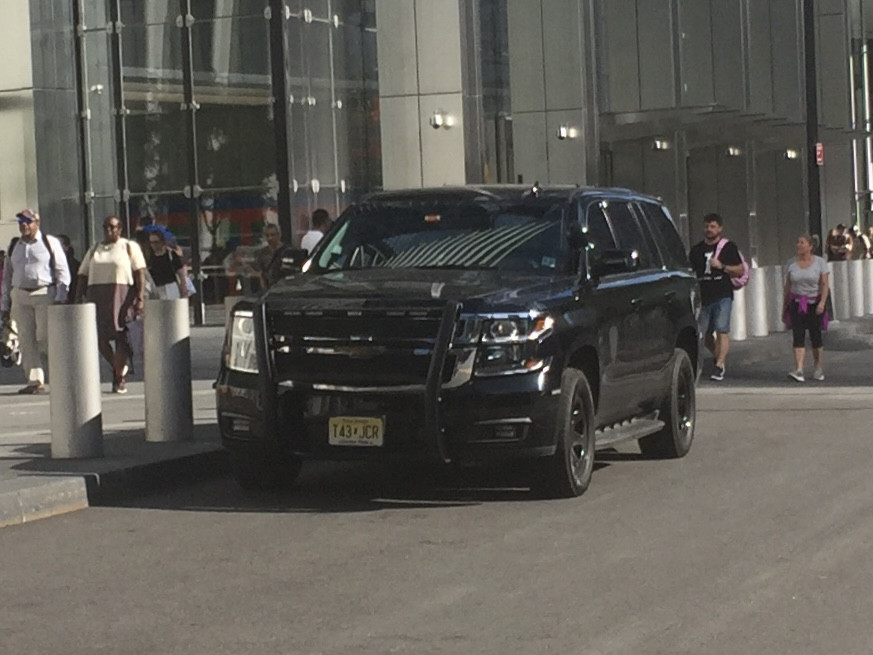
[{"x1": 259, "y1": 301, "x2": 462, "y2": 464}]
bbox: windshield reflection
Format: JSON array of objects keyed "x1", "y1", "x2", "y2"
[{"x1": 313, "y1": 203, "x2": 569, "y2": 275}]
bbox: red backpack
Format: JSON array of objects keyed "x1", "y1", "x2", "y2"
[{"x1": 714, "y1": 238, "x2": 750, "y2": 289}]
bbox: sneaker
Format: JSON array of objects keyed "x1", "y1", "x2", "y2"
[
  {"x1": 17, "y1": 382, "x2": 45, "y2": 395},
  {"x1": 813, "y1": 368, "x2": 825, "y2": 381},
  {"x1": 788, "y1": 369, "x2": 805, "y2": 383},
  {"x1": 710, "y1": 365, "x2": 725, "y2": 381},
  {"x1": 112, "y1": 377, "x2": 128, "y2": 394}
]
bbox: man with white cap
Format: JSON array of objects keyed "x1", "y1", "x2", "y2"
[{"x1": 0, "y1": 209, "x2": 71, "y2": 394}]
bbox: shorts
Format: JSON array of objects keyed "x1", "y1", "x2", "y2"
[{"x1": 699, "y1": 297, "x2": 732, "y2": 335}]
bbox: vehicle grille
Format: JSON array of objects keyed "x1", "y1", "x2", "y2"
[{"x1": 268, "y1": 306, "x2": 461, "y2": 387}]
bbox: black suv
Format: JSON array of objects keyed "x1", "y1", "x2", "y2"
[{"x1": 217, "y1": 185, "x2": 700, "y2": 498}]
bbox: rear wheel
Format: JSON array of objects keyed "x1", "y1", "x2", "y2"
[
  {"x1": 532, "y1": 368, "x2": 596, "y2": 498},
  {"x1": 639, "y1": 348, "x2": 696, "y2": 459},
  {"x1": 230, "y1": 449, "x2": 303, "y2": 491}
]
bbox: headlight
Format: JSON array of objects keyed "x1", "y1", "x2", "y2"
[
  {"x1": 226, "y1": 310, "x2": 259, "y2": 373},
  {"x1": 474, "y1": 314, "x2": 553, "y2": 376}
]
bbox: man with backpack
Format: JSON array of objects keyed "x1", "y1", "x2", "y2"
[
  {"x1": 0, "y1": 209, "x2": 71, "y2": 394},
  {"x1": 689, "y1": 212, "x2": 747, "y2": 381}
]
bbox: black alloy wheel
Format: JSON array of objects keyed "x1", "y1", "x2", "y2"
[
  {"x1": 533, "y1": 368, "x2": 596, "y2": 498},
  {"x1": 639, "y1": 348, "x2": 696, "y2": 459}
]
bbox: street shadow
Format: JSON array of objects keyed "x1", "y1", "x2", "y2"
[{"x1": 101, "y1": 458, "x2": 615, "y2": 515}]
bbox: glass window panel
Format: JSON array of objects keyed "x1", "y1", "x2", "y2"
[
  {"x1": 120, "y1": 0, "x2": 176, "y2": 26},
  {"x1": 195, "y1": 188, "x2": 279, "y2": 302},
  {"x1": 334, "y1": 0, "x2": 374, "y2": 28},
  {"x1": 190, "y1": 0, "x2": 268, "y2": 19},
  {"x1": 342, "y1": 89, "x2": 381, "y2": 191},
  {"x1": 306, "y1": 1, "x2": 331, "y2": 20},
  {"x1": 120, "y1": 22, "x2": 183, "y2": 77},
  {"x1": 196, "y1": 104, "x2": 276, "y2": 188},
  {"x1": 289, "y1": 102, "x2": 311, "y2": 185},
  {"x1": 191, "y1": 17, "x2": 275, "y2": 189},
  {"x1": 308, "y1": 89, "x2": 337, "y2": 187},
  {"x1": 83, "y1": 31, "x2": 117, "y2": 197},
  {"x1": 124, "y1": 98, "x2": 189, "y2": 193},
  {"x1": 83, "y1": 0, "x2": 110, "y2": 29},
  {"x1": 286, "y1": 19, "x2": 306, "y2": 81},
  {"x1": 191, "y1": 16, "x2": 271, "y2": 79},
  {"x1": 304, "y1": 21, "x2": 332, "y2": 81},
  {"x1": 127, "y1": 192, "x2": 193, "y2": 243}
]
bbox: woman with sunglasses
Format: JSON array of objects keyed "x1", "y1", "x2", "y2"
[
  {"x1": 75, "y1": 216, "x2": 147, "y2": 394},
  {"x1": 146, "y1": 228, "x2": 188, "y2": 300}
]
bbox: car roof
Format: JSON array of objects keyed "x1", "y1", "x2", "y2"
[{"x1": 362, "y1": 184, "x2": 663, "y2": 206}]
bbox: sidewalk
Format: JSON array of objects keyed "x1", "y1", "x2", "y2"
[
  {"x1": 1, "y1": 319, "x2": 871, "y2": 529},
  {"x1": 0, "y1": 327, "x2": 229, "y2": 528},
  {"x1": 697, "y1": 316, "x2": 873, "y2": 388}
]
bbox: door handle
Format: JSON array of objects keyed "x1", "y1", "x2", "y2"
[
  {"x1": 664, "y1": 290, "x2": 676, "y2": 300},
  {"x1": 630, "y1": 297, "x2": 642, "y2": 307}
]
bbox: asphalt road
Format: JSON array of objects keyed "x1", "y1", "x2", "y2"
[{"x1": 3, "y1": 387, "x2": 873, "y2": 654}]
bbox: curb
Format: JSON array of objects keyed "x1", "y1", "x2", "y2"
[
  {"x1": 0, "y1": 448, "x2": 229, "y2": 530},
  {"x1": 0, "y1": 476, "x2": 89, "y2": 529}
]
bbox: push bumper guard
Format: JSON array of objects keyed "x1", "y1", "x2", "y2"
[{"x1": 256, "y1": 301, "x2": 462, "y2": 464}]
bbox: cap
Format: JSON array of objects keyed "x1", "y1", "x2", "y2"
[{"x1": 16, "y1": 209, "x2": 40, "y2": 224}]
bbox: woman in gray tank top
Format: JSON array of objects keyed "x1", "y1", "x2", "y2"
[{"x1": 782, "y1": 234, "x2": 830, "y2": 382}]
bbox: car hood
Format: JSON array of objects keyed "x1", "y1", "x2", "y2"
[{"x1": 263, "y1": 268, "x2": 574, "y2": 314}]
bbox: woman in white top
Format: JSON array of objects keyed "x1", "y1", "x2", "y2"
[
  {"x1": 782, "y1": 234, "x2": 830, "y2": 382},
  {"x1": 76, "y1": 216, "x2": 147, "y2": 393}
]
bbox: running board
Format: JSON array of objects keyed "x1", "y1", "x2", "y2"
[{"x1": 595, "y1": 417, "x2": 665, "y2": 449}]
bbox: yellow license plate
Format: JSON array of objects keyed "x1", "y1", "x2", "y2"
[{"x1": 328, "y1": 416, "x2": 384, "y2": 447}]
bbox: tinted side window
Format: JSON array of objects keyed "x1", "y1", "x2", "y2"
[
  {"x1": 603, "y1": 201, "x2": 656, "y2": 269},
  {"x1": 583, "y1": 204, "x2": 617, "y2": 252},
  {"x1": 639, "y1": 202, "x2": 689, "y2": 269}
]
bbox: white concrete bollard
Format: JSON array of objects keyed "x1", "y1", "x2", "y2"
[
  {"x1": 848, "y1": 259, "x2": 865, "y2": 318},
  {"x1": 766, "y1": 265, "x2": 787, "y2": 333},
  {"x1": 864, "y1": 259, "x2": 873, "y2": 315},
  {"x1": 48, "y1": 304, "x2": 103, "y2": 458},
  {"x1": 144, "y1": 299, "x2": 193, "y2": 442},
  {"x1": 730, "y1": 286, "x2": 747, "y2": 341},
  {"x1": 745, "y1": 268, "x2": 769, "y2": 337},
  {"x1": 829, "y1": 261, "x2": 850, "y2": 320}
]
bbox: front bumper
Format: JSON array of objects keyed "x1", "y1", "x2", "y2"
[{"x1": 217, "y1": 366, "x2": 560, "y2": 464}]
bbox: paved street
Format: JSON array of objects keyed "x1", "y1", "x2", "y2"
[{"x1": 2, "y1": 385, "x2": 873, "y2": 654}]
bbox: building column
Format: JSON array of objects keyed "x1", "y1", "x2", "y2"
[
  {"x1": 507, "y1": 0, "x2": 599, "y2": 186},
  {"x1": 375, "y1": 0, "x2": 468, "y2": 188},
  {"x1": 0, "y1": 2, "x2": 37, "y2": 246}
]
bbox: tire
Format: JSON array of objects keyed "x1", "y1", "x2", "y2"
[
  {"x1": 532, "y1": 368, "x2": 596, "y2": 498},
  {"x1": 230, "y1": 449, "x2": 303, "y2": 492},
  {"x1": 639, "y1": 348, "x2": 696, "y2": 459}
]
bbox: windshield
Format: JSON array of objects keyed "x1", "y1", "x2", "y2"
[{"x1": 312, "y1": 201, "x2": 569, "y2": 274}]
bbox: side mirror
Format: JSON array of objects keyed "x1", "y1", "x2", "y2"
[
  {"x1": 280, "y1": 248, "x2": 309, "y2": 274},
  {"x1": 590, "y1": 248, "x2": 640, "y2": 278}
]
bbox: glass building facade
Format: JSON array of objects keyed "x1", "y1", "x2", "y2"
[
  {"x1": 69, "y1": 0, "x2": 380, "y2": 319},
  {"x1": 7, "y1": 0, "x2": 872, "y2": 322}
]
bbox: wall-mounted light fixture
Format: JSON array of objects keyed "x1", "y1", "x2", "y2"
[
  {"x1": 652, "y1": 137, "x2": 671, "y2": 151},
  {"x1": 429, "y1": 110, "x2": 455, "y2": 130},
  {"x1": 785, "y1": 148, "x2": 799, "y2": 160},
  {"x1": 725, "y1": 146, "x2": 743, "y2": 157},
  {"x1": 556, "y1": 124, "x2": 579, "y2": 140}
]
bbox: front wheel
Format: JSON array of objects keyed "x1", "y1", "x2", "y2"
[
  {"x1": 230, "y1": 448, "x2": 303, "y2": 492},
  {"x1": 639, "y1": 348, "x2": 696, "y2": 459},
  {"x1": 532, "y1": 368, "x2": 596, "y2": 498}
]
